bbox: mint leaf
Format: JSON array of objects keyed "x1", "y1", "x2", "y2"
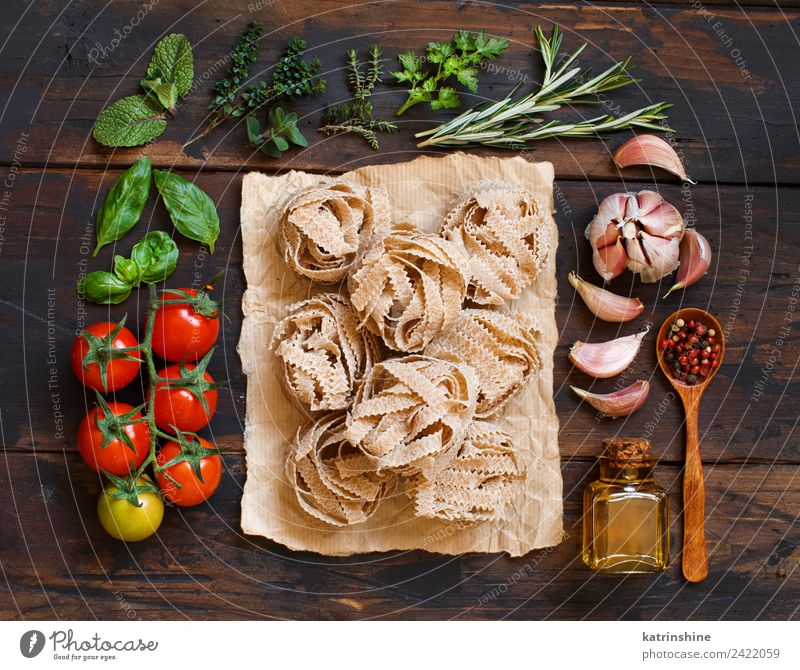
[
  {"x1": 94, "y1": 156, "x2": 152, "y2": 255},
  {"x1": 93, "y1": 95, "x2": 167, "y2": 147},
  {"x1": 154, "y1": 170, "x2": 220, "y2": 253},
  {"x1": 141, "y1": 78, "x2": 179, "y2": 110},
  {"x1": 146, "y1": 33, "x2": 193, "y2": 95}
]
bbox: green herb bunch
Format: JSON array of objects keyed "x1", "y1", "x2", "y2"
[
  {"x1": 416, "y1": 25, "x2": 672, "y2": 149},
  {"x1": 392, "y1": 31, "x2": 509, "y2": 115},
  {"x1": 320, "y1": 46, "x2": 397, "y2": 150},
  {"x1": 93, "y1": 34, "x2": 194, "y2": 147},
  {"x1": 185, "y1": 22, "x2": 325, "y2": 155}
]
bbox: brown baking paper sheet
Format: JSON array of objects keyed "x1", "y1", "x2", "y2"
[{"x1": 238, "y1": 153, "x2": 562, "y2": 557}]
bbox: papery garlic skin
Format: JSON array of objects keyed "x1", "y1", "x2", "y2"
[
  {"x1": 568, "y1": 272, "x2": 644, "y2": 323},
  {"x1": 586, "y1": 191, "x2": 685, "y2": 283},
  {"x1": 571, "y1": 380, "x2": 650, "y2": 417},
  {"x1": 613, "y1": 134, "x2": 695, "y2": 184},
  {"x1": 569, "y1": 328, "x2": 650, "y2": 378},
  {"x1": 665, "y1": 229, "x2": 712, "y2": 298}
]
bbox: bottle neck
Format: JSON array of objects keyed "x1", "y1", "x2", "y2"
[{"x1": 598, "y1": 457, "x2": 656, "y2": 484}]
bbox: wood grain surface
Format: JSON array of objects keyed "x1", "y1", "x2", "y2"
[{"x1": 0, "y1": 0, "x2": 798, "y2": 620}]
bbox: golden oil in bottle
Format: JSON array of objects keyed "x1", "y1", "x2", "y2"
[{"x1": 582, "y1": 438, "x2": 670, "y2": 574}]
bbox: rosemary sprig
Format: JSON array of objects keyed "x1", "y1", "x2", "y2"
[
  {"x1": 320, "y1": 45, "x2": 397, "y2": 150},
  {"x1": 415, "y1": 25, "x2": 672, "y2": 149}
]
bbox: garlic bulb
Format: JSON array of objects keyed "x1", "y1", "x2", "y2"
[{"x1": 585, "y1": 191, "x2": 685, "y2": 283}]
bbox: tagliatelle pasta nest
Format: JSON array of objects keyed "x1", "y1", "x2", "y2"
[
  {"x1": 442, "y1": 180, "x2": 549, "y2": 305},
  {"x1": 279, "y1": 180, "x2": 391, "y2": 283},
  {"x1": 343, "y1": 355, "x2": 478, "y2": 480},
  {"x1": 424, "y1": 308, "x2": 542, "y2": 418},
  {"x1": 348, "y1": 225, "x2": 467, "y2": 352},
  {"x1": 271, "y1": 293, "x2": 380, "y2": 411},
  {"x1": 412, "y1": 420, "x2": 524, "y2": 523},
  {"x1": 286, "y1": 413, "x2": 396, "y2": 526}
]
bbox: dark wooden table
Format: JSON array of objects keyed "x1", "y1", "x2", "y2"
[{"x1": 1, "y1": 0, "x2": 798, "y2": 620}]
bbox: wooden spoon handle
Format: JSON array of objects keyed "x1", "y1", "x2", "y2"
[{"x1": 683, "y1": 399, "x2": 708, "y2": 582}]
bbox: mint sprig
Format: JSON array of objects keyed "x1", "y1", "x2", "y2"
[{"x1": 93, "y1": 34, "x2": 194, "y2": 147}]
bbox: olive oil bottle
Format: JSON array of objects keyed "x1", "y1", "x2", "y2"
[{"x1": 582, "y1": 438, "x2": 670, "y2": 574}]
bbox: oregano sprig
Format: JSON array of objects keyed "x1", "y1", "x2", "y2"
[{"x1": 320, "y1": 45, "x2": 397, "y2": 149}]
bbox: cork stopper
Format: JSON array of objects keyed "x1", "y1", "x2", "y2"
[{"x1": 601, "y1": 437, "x2": 651, "y2": 466}]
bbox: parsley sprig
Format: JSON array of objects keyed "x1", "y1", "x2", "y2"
[{"x1": 392, "y1": 31, "x2": 509, "y2": 115}]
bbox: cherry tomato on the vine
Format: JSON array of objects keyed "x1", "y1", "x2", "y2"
[
  {"x1": 97, "y1": 476, "x2": 164, "y2": 542},
  {"x1": 156, "y1": 436, "x2": 222, "y2": 506},
  {"x1": 70, "y1": 320, "x2": 141, "y2": 392},
  {"x1": 152, "y1": 288, "x2": 220, "y2": 363},
  {"x1": 77, "y1": 400, "x2": 150, "y2": 476},
  {"x1": 151, "y1": 363, "x2": 218, "y2": 433}
]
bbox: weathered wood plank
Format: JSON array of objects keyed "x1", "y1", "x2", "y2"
[
  {"x1": 0, "y1": 1, "x2": 797, "y2": 183},
  {"x1": 0, "y1": 452, "x2": 796, "y2": 620},
  {"x1": 1, "y1": 168, "x2": 797, "y2": 462}
]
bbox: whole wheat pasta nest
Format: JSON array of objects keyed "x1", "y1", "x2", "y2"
[
  {"x1": 441, "y1": 179, "x2": 549, "y2": 305},
  {"x1": 343, "y1": 355, "x2": 478, "y2": 480},
  {"x1": 286, "y1": 412, "x2": 395, "y2": 527},
  {"x1": 348, "y1": 225, "x2": 467, "y2": 352},
  {"x1": 271, "y1": 293, "x2": 380, "y2": 412},
  {"x1": 279, "y1": 179, "x2": 391, "y2": 283}
]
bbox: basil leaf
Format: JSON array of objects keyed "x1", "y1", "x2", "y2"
[
  {"x1": 141, "y1": 77, "x2": 179, "y2": 110},
  {"x1": 146, "y1": 34, "x2": 193, "y2": 96},
  {"x1": 77, "y1": 271, "x2": 133, "y2": 305},
  {"x1": 113, "y1": 255, "x2": 141, "y2": 285},
  {"x1": 94, "y1": 156, "x2": 152, "y2": 256},
  {"x1": 153, "y1": 170, "x2": 219, "y2": 253},
  {"x1": 92, "y1": 95, "x2": 167, "y2": 148},
  {"x1": 130, "y1": 230, "x2": 179, "y2": 283}
]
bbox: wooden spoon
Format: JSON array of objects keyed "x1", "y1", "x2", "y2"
[{"x1": 656, "y1": 308, "x2": 726, "y2": 583}]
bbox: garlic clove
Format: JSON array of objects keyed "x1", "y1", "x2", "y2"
[
  {"x1": 569, "y1": 328, "x2": 649, "y2": 378},
  {"x1": 571, "y1": 380, "x2": 650, "y2": 417},
  {"x1": 635, "y1": 191, "x2": 685, "y2": 239},
  {"x1": 631, "y1": 231, "x2": 681, "y2": 283},
  {"x1": 592, "y1": 237, "x2": 628, "y2": 282},
  {"x1": 568, "y1": 272, "x2": 644, "y2": 323},
  {"x1": 613, "y1": 134, "x2": 695, "y2": 184},
  {"x1": 664, "y1": 229, "x2": 712, "y2": 298}
]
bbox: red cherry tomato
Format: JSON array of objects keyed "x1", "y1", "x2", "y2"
[
  {"x1": 152, "y1": 288, "x2": 220, "y2": 363},
  {"x1": 156, "y1": 437, "x2": 222, "y2": 506},
  {"x1": 71, "y1": 321, "x2": 141, "y2": 392},
  {"x1": 77, "y1": 401, "x2": 150, "y2": 475},
  {"x1": 151, "y1": 364, "x2": 218, "y2": 433}
]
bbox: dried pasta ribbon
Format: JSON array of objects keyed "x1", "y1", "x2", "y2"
[
  {"x1": 412, "y1": 420, "x2": 525, "y2": 523},
  {"x1": 272, "y1": 293, "x2": 380, "y2": 411},
  {"x1": 442, "y1": 180, "x2": 549, "y2": 305},
  {"x1": 344, "y1": 355, "x2": 478, "y2": 480},
  {"x1": 279, "y1": 179, "x2": 391, "y2": 283},
  {"x1": 348, "y1": 225, "x2": 468, "y2": 352},
  {"x1": 286, "y1": 413, "x2": 395, "y2": 526},
  {"x1": 425, "y1": 308, "x2": 542, "y2": 418}
]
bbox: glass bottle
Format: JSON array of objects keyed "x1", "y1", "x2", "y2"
[{"x1": 582, "y1": 438, "x2": 670, "y2": 573}]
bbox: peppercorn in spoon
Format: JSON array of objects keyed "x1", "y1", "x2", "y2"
[{"x1": 656, "y1": 308, "x2": 726, "y2": 583}]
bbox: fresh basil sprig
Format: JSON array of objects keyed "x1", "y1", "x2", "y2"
[
  {"x1": 94, "y1": 156, "x2": 152, "y2": 256},
  {"x1": 153, "y1": 170, "x2": 220, "y2": 253},
  {"x1": 78, "y1": 231, "x2": 179, "y2": 304},
  {"x1": 93, "y1": 34, "x2": 193, "y2": 147}
]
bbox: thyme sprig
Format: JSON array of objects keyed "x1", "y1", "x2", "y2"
[
  {"x1": 416, "y1": 25, "x2": 672, "y2": 149},
  {"x1": 320, "y1": 46, "x2": 397, "y2": 150}
]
